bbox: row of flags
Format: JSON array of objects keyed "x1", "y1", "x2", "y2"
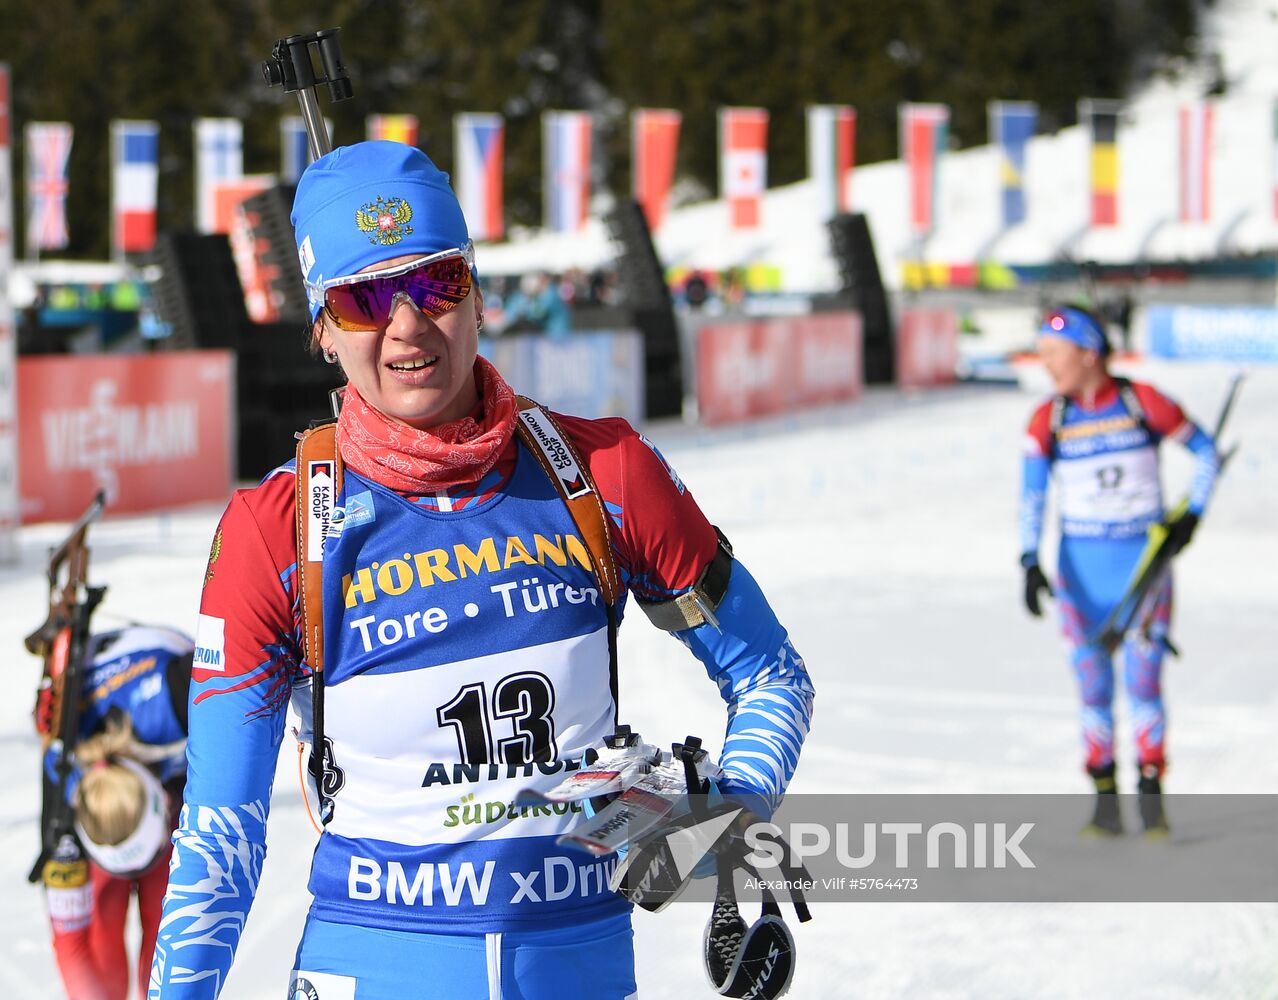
[
  {"x1": 19, "y1": 106, "x2": 848, "y2": 255},
  {"x1": 13, "y1": 99, "x2": 1255, "y2": 256}
]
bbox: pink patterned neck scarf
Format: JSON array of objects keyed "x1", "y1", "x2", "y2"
[{"x1": 336, "y1": 357, "x2": 518, "y2": 494}]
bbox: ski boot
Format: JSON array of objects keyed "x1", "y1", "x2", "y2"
[
  {"x1": 1137, "y1": 764, "x2": 1170, "y2": 839},
  {"x1": 1081, "y1": 762, "x2": 1123, "y2": 837}
]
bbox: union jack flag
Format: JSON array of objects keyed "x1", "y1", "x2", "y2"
[{"x1": 25, "y1": 121, "x2": 73, "y2": 253}]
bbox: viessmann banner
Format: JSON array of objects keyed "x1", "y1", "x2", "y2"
[
  {"x1": 17, "y1": 351, "x2": 235, "y2": 523},
  {"x1": 696, "y1": 312, "x2": 863, "y2": 425}
]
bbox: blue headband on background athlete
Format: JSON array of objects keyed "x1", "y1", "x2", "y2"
[
  {"x1": 291, "y1": 141, "x2": 471, "y2": 320},
  {"x1": 1038, "y1": 306, "x2": 1110, "y2": 355}
]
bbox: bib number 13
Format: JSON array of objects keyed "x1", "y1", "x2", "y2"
[{"x1": 436, "y1": 672, "x2": 558, "y2": 766}]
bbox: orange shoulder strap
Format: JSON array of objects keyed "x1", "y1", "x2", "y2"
[
  {"x1": 513, "y1": 396, "x2": 623, "y2": 607},
  {"x1": 294, "y1": 398, "x2": 623, "y2": 670},
  {"x1": 295, "y1": 422, "x2": 344, "y2": 677}
]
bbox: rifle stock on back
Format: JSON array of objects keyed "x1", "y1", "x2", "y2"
[{"x1": 26, "y1": 491, "x2": 108, "y2": 883}]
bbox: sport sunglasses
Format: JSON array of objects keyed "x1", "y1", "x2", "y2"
[{"x1": 320, "y1": 244, "x2": 475, "y2": 331}]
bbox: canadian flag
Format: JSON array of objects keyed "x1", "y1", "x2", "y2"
[{"x1": 720, "y1": 107, "x2": 768, "y2": 228}]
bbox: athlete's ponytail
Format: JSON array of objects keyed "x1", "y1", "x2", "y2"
[{"x1": 74, "y1": 714, "x2": 145, "y2": 848}]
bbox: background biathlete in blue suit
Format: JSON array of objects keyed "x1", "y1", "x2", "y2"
[{"x1": 1018, "y1": 305, "x2": 1218, "y2": 834}]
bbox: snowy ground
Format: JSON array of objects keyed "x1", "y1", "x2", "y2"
[{"x1": 2, "y1": 359, "x2": 1275, "y2": 999}]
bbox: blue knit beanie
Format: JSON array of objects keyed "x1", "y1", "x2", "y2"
[
  {"x1": 292, "y1": 141, "x2": 470, "y2": 319},
  {"x1": 1038, "y1": 305, "x2": 1110, "y2": 355}
]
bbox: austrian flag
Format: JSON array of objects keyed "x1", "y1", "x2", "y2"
[{"x1": 1178, "y1": 101, "x2": 1213, "y2": 223}]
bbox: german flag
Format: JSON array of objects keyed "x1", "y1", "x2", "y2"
[
  {"x1": 365, "y1": 114, "x2": 419, "y2": 147},
  {"x1": 1081, "y1": 99, "x2": 1121, "y2": 226}
]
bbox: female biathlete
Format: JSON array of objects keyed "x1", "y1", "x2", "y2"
[
  {"x1": 40, "y1": 625, "x2": 192, "y2": 1000},
  {"x1": 1019, "y1": 304, "x2": 1218, "y2": 835}
]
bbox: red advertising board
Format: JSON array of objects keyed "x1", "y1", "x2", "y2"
[
  {"x1": 897, "y1": 307, "x2": 959, "y2": 388},
  {"x1": 696, "y1": 312, "x2": 863, "y2": 425},
  {"x1": 216, "y1": 177, "x2": 281, "y2": 324},
  {"x1": 17, "y1": 351, "x2": 235, "y2": 523}
]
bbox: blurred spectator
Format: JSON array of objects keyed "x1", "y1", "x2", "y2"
[
  {"x1": 502, "y1": 271, "x2": 572, "y2": 337},
  {"x1": 1105, "y1": 293, "x2": 1134, "y2": 354},
  {"x1": 721, "y1": 267, "x2": 747, "y2": 310},
  {"x1": 684, "y1": 270, "x2": 709, "y2": 310},
  {"x1": 588, "y1": 268, "x2": 620, "y2": 306},
  {"x1": 558, "y1": 268, "x2": 584, "y2": 308}
]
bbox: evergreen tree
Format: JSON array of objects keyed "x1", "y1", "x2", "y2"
[{"x1": 0, "y1": 0, "x2": 1203, "y2": 257}]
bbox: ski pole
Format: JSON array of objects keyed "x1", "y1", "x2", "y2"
[{"x1": 1091, "y1": 373, "x2": 1245, "y2": 651}]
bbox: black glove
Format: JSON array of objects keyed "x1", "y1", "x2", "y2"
[
  {"x1": 1021, "y1": 555, "x2": 1053, "y2": 617},
  {"x1": 1163, "y1": 511, "x2": 1200, "y2": 556}
]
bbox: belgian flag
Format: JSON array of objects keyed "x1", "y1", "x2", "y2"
[{"x1": 1081, "y1": 99, "x2": 1121, "y2": 227}]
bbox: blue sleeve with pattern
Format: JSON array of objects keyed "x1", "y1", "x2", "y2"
[
  {"x1": 1181, "y1": 425, "x2": 1219, "y2": 515},
  {"x1": 149, "y1": 486, "x2": 300, "y2": 999},
  {"x1": 1020, "y1": 454, "x2": 1050, "y2": 560},
  {"x1": 678, "y1": 561, "x2": 814, "y2": 817},
  {"x1": 148, "y1": 670, "x2": 289, "y2": 999}
]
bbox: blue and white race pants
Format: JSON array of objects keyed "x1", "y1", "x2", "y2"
[{"x1": 290, "y1": 909, "x2": 637, "y2": 1000}]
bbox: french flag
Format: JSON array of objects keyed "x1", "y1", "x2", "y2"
[
  {"x1": 111, "y1": 120, "x2": 159, "y2": 255},
  {"x1": 454, "y1": 113, "x2": 504, "y2": 242},
  {"x1": 543, "y1": 111, "x2": 591, "y2": 233}
]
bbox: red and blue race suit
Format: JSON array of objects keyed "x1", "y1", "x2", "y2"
[
  {"x1": 48, "y1": 626, "x2": 191, "y2": 1000},
  {"x1": 1020, "y1": 377, "x2": 1218, "y2": 773},
  {"x1": 149, "y1": 413, "x2": 813, "y2": 999}
]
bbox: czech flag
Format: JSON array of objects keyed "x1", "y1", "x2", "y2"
[
  {"x1": 899, "y1": 103, "x2": 949, "y2": 235},
  {"x1": 720, "y1": 107, "x2": 768, "y2": 229},
  {"x1": 632, "y1": 108, "x2": 681, "y2": 232},
  {"x1": 543, "y1": 111, "x2": 592, "y2": 233},
  {"x1": 807, "y1": 104, "x2": 856, "y2": 222},
  {"x1": 454, "y1": 113, "x2": 504, "y2": 242},
  {"x1": 111, "y1": 120, "x2": 159, "y2": 255}
]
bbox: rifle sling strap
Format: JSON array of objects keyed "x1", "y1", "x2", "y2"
[{"x1": 512, "y1": 398, "x2": 622, "y2": 605}]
